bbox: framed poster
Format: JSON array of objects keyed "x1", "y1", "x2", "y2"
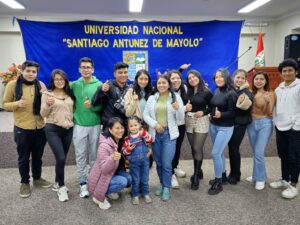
[{"x1": 123, "y1": 51, "x2": 148, "y2": 81}]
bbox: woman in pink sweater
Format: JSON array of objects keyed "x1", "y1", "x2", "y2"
[{"x1": 88, "y1": 117, "x2": 132, "y2": 210}]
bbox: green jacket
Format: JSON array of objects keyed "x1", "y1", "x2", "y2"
[{"x1": 71, "y1": 76, "x2": 102, "y2": 126}]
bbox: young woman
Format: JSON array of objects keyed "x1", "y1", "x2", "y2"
[
  {"x1": 88, "y1": 117, "x2": 132, "y2": 210},
  {"x1": 168, "y1": 70, "x2": 189, "y2": 188},
  {"x1": 208, "y1": 68, "x2": 237, "y2": 195},
  {"x1": 246, "y1": 71, "x2": 275, "y2": 190},
  {"x1": 185, "y1": 70, "x2": 213, "y2": 190},
  {"x1": 143, "y1": 74, "x2": 185, "y2": 201},
  {"x1": 40, "y1": 69, "x2": 74, "y2": 202},
  {"x1": 227, "y1": 69, "x2": 253, "y2": 185}
]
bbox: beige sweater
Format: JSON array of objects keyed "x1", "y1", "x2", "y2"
[
  {"x1": 124, "y1": 87, "x2": 143, "y2": 119},
  {"x1": 40, "y1": 91, "x2": 74, "y2": 129}
]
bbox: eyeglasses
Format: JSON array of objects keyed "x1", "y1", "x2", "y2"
[{"x1": 80, "y1": 66, "x2": 93, "y2": 70}]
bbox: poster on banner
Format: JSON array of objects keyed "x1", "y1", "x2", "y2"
[{"x1": 17, "y1": 19, "x2": 243, "y2": 88}]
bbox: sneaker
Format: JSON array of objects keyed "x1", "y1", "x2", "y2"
[
  {"x1": 144, "y1": 195, "x2": 152, "y2": 203},
  {"x1": 19, "y1": 183, "x2": 30, "y2": 198},
  {"x1": 281, "y1": 185, "x2": 298, "y2": 199},
  {"x1": 79, "y1": 183, "x2": 89, "y2": 198},
  {"x1": 255, "y1": 181, "x2": 265, "y2": 190},
  {"x1": 131, "y1": 196, "x2": 140, "y2": 205},
  {"x1": 161, "y1": 188, "x2": 170, "y2": 201},
  {"x1": 52, "y1": 182, "x2": 69, "y2": 192},
  {"x1": 270, "y1": 179, "x2": 289, "y2": 189},
  {"x1": 245, "y1": 176, "x2": 254, "y2": 183},
  {"x1": 33, "y1": 178, "x2": 52, "y2": 188},
  {"x1": 174, "y1": 168, "x2": 186, "y2": 178},
  {"x1": 107, "y1": 193, "x2": 119, "y2": 200},
  {"x1": 57, "y1": 186, "x2": 69, "y2": 202},
  {"x1": 155, "y1": 186, "x2": 163, "y2": 196},
  {"x1": 171, "y1": 174, "x2": 179, "y2": 189},
  {"x1": 208, "y1": 178, "x2": 223, "y2": 195},
  {"x1": 93, "y1": 197, "x2": 111, "y2": 210}
]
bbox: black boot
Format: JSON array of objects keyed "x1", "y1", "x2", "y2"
[
  {"x1": 208, "y1": 178, "x2": 223, "y2": 195},
  {"x1": 228, "y1": 173, "x2": 240, "y2": 185},
  {"x1": 209, "y1": 171, "x2": 228, "y2": 185},
  {"x1": 191, "y1": 160, "x2": 201, "y2": 190},
  {"x1": 190, "y1": 160, "x2": 203, "y2": 182}
]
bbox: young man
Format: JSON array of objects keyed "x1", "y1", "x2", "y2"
[
  {"x1": 71, "y1": 57, "x2": 102, "y2": 198},
  {"x1": 92, "y1": 62, "x2": 129, "y2": 130},
  {"x1": 271, "y1": 58, "x2": 300, "y2": 199},
  {"x1": 3, "y1": 60, "x2": 52, "y2": 198}
]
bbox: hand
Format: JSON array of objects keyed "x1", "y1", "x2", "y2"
[
  {"x1": 40, "y1": 87, "x2": 46, "y2": 94},
  {"x1": 179, "y1": 63, "x2": 191, "y2": 70},
  {"x1": 238, "y1": 93, "x2": 245, "y2": 104},
  {"x1": 84, "y1": 96, "x2": 91, "y2": 109},
  {"x1": 155, "y1": 123, "x2": 164, "y2": 134},
  {"x1": 113, "y1": 151, "x2": 121, "y2": 161},
  {"x1": 263, "y1": 92, "x2": 271, "y2": 103},
  {"x1": 185, "y1": 100, "x2": 192, "y2": 112},
  {"x1": 46, "y1": 96, "x2": 55, "y2": 106},
  {"x1": 213, "y1": 107, "x2": 221, "y2": 118},
  {"x1": 194, "y1": 111, "x2": 204, "y2": 118},
  {"x1": 18, "y1": 96, "x2": 26, "y2": 108},
  {"x1": 133, "y1": 91, "x2": 139, "y2": 100},
  {"x1": 102, "y1": 80, "x2": 110, "y2": 92},
  {"x1": 171, "y1": 101, "x2": 179, "y2": 111}
]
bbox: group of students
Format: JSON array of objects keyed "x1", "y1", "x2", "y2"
[{"x1": 2, "y1": 57, "x2": 299, "y2": 210}]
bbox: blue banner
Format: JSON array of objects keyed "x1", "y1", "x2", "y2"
[{"x1": 18, "y1": 19, "x2": 243, "y2": 88}]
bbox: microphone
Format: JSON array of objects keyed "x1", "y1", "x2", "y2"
[{"x1": 226, "y1": 46, "x2": 253, "y2": 69}]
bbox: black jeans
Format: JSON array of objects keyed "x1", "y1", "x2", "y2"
[
  {"x1": 14, "y1": 126, "x2": 47, "y2": 184},
  {"x1": 172, "y1": 125, "x2": 186, "y2": 174},
  {"x1": 276, "y1": 127, "x2": 300, "y2": 184},
  {"x1": 228, "y1": 124, "x2": 247, "y2": 178},
  {"x1": 45, "y1": 124, "x2": 73, "y2": 186}
]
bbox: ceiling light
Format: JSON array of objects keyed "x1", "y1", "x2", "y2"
[
  {"x1": 129, "y1": 0, "x2": 143, "y2": 13},
  {"x1": 0, "y1": 0, "x2": 25, "y2": 9},
  {"x1": 238, "y1": 0, "x2": 271, "y2": 13}
]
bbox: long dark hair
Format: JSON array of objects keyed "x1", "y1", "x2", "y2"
[
  {"x1": 213, "y1": 68, "x2": 235, "y2": 91},
  {"x1": 186, "y1": 69, "x2": 206, "y2": 96},
  {"x1": 48, "y1": 69, "x2": 74, "y2": 100},
  {"x1": 102, "y1": 117, "x2": 125, "y2": 149},
  {"x1": 132, "y1": 69, "x2": 153, "y2": 100},
  {"x1": 251, "y1": 71, "x2": 271, "y2": 95},
  {"x1": 154, "y1": 74, "x2": 176, "y2": 103},
  {"x1": 168, "y1": 70, "x2": 188, "y2": 104}
]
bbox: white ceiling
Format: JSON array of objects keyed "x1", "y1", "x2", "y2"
[{"x1": 0, "y1": 0, "x2": 300, "y2": 21}]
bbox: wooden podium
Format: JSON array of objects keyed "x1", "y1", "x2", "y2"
[{"x1": 247, "y1": 67, "x2": 283, "y2": 90}]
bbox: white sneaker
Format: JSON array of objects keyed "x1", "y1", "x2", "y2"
[
  {"x1": 174, "y1": 168, "x2": 186, "y2": 178},
  {"x1": 52, "y1": 182, "x2": 69, "y2": 192},
  {"x1": 281, "y1": 185, "x2": 298, "y2": 199},
  {"x1": 79, "y1": 184, "x2": 89, "y2": 198},
  {"x1": 255, "y1": 181, "x2": 265, "y2": 190},
  {"x1": 107, "y1": 193, "x2": 119, "y2": 200},
  {"x1": 270, "y1": 179, "x2": 289, "y2": 189},
  {"x1": 93, "y1": 197, "x2": 111, "y2": 210},
  {"x1": 245, "y1": 176, "x2": 254, "y2": 183},
  {"x1": 171, "y1": 174, "x2": 179, "y2": 189},
  {"x1": 57, "y1": 186, "x2": 69, "y2": 202}
]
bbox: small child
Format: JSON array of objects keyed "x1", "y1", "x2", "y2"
[{"x1": 123, "y1": 116, "x2": 153, "y2": 205}]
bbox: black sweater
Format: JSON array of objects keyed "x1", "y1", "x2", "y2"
[
  {"x1": 187, "y1": 88, "x2": 213, "y2": 115},
  {"x1": 234, "y1": 86, "x2": 253, "y2": 125},
  {"x1": 210, "y1": 87, "x2": 237, "y2": 127}
]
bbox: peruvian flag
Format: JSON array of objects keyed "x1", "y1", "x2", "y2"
[{"x1": 255, "y1": 32, "x2": 265, "y2": 67}]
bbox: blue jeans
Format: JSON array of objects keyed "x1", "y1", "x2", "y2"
[
  {"x1": 152, "y1": 128, "x2": 176, "y2": 188},
  {"x1": 247, "y1": 117, "x2": 273, "y2": 181},
  {"x1": 210, "y1": 125, "x2": 234, "y2": 178},
  {"x1": 128, "y1": 143, "x2": 150, "y2": 197},
  {"x1": 106, "y1": 170, "x2": 132, "y2": 195}
]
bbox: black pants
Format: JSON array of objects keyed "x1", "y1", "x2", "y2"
[
  {"x1": 276, "y1": 127, "x2": 300, "y2": 184},
  {"x1": 45, "y1": 124, "x2": 73, "y2": 186},
  {"x1": 228, "y1": 124, "x2": 247, "y2": 178},
  {"x1": 172, "y1": 125, "x2": 186, "y2": 174},
  {"x1": 14, "y1": 126, "x2": 47, "y2": 184}
]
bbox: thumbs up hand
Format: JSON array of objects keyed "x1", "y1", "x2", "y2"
[
  {"x1": 263, "y1": 92, "x2": 271, "y2": 103},
  {"x1": 84, "y1": 96, "x2": 91, "y2": 109},
  {"x1": 18, "y1": 95, "x2": 26, "y2": 108},
  {"x1": 46, "y1": 96, "x2": 55, "y2": 106},
  {"x1": 238, "y1": 93, "x2": 246, "y2": 104},
  {"x1": 172, "y1": 101, "x2": 179, "y2": 111},
  {"x1": 213, "y1": 107, "x2": 221, "y2": 118},
  {"x1": 102, "y1": 80, "x2": 110, "y2": 92},
  {"x1": 133, "y1": 91, "x2": 139, "y2": 100},
  {"x1": 185, "y1": 100, "x2": 192, "y2": 112},
  {"x1": 113, "y1": 150, "x2": 121, "y2": 161}
]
